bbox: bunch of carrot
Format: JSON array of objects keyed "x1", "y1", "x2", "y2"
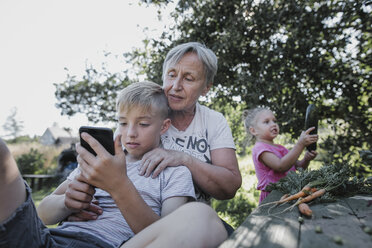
[
  {"x1": 262, "y1": 163, "x2": 370, "y2": 217},
  {"x1": 280, "y1": 185, "x2": 326, "y2": 217},
  {"x1": 277, "y1": 181, "x2": 344, "y2": 217},
  {"x1": 261, "y1": 180, "x2": 328, "y2": 217}
]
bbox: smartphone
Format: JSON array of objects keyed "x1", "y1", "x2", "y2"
[
  {"x1": 79, "y1": 126, "x2": 115, "y2": 156},
  {"x1": 304, "y1": 104, "x2": 318, "y2": 151}
]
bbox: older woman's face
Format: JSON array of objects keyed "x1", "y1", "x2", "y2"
[{"x1": 163, "y1": 52, "x2": 211, "y2": 113}]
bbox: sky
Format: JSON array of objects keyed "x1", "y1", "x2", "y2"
[{"x1": 0, "y1": 0, "x2": 172, "y2": 138}]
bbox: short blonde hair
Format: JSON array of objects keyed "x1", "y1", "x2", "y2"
[{"x1": 116, "y1": 81, "x2": 170, "y2": 119}]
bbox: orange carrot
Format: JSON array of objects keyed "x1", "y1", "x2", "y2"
[
  {"x1": 298, "y1": 202, "x2": 313, "y2": 217},
  {"x1": 310, "y1": 188, "x2": 318, "y2": 193},
  {"x1": 280, "y1": 194, "x2": 289, "y2": 201},
  {"x1": 277, "y1": 185, "x2": 313, "y2": 204},
  {"x1": 259, "y1": 180, "x2": 325, "y2": 210},
  {"x1": 282, "y1": 188, "x2": 327, "y2": 213},
  {"x1": 297, "y1": 189, "x2": 326, "y2": 205}
]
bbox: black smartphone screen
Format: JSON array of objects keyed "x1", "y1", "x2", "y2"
[
  {"x1": 79, "y1": 126, "x2": 115, "y2": 156},
  {"x1": 304, "y1": 104, "x2": 318, "y2": 151}
]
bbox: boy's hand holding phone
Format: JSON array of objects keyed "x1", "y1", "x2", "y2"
[
  {"x1": 77, "y1": 127, "x2": 128, "y2": 193},
  {"x1": 79, "y1": 126, "x2": 115, "y2": 156}
]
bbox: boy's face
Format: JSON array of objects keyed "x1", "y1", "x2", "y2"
[{"x1": 118, "y1": 105, "x2": 170, "y2": 162}]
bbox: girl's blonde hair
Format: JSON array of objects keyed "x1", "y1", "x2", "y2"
[
  {"x1": 242, "y1": 106, "x2": 270, "y2": 142},
  {"x1": 116, "y1": 81, "x2": 170, "y2": 120}
]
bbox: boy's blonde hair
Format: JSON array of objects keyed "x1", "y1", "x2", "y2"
[
  {"x1": 116, "y1": 81, "x2": 170, "y2": 119},
  {"x1": 242, "y1": 106, "x2": 270, "y2": 142}
]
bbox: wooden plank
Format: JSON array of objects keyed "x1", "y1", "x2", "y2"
[
  {"x1": 22, "y1": 174, "x2": 55, "y2": 178},
  {"x1": 299, "y1": 195, "x2": 372, "y2": 248},
  {"x1": 220, "y1": 191, "x2": 300, "y2": 248},
  {"x1": 22, "y1": 174, "x2": 56, "y2": 190},
  {"x1": 344, "y1": 195, "x2": 372, "y2": 227},
  {"x1": 220, "y1": 191, "x2": 372, "y2": 248}
]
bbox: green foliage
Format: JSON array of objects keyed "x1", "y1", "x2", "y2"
[
  {"x1": 54, "y1": 67, "x2": 133, "y2": 123},
  {"x1": 205, "y1": 100, "x2": 248, "y2": 155},
  {"x1": 266, "y1": 162, "x2": 372, "y2": 203},
  {"x1": 134, "y1": 0, "x2": 372, "y2": 176},
  {"x1": 212, "y1": 186, "x2": 258, "y2": 228},
  {"x1": 212, "y1": 153, "x2": 259, "y2": 228},
  {"x1": 53, "y1": 0, "x2": 371, "y2": 177},
  {"x1": 4, "y1": 135, "x2": 38, "y2": 144},
  {"x1": 16, "y1": 148, "x2": 46, "y2": 175}
]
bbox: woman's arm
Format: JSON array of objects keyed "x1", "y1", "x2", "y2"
[{"x1": 140, "y1": 147, "x2": 241, "y2": 200}]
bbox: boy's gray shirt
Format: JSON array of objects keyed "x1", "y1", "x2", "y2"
[{"x1": 60, "y1": 160, "x2": 195, "y2": 247}]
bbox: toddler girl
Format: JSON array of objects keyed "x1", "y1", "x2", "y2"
[{"x1": 243, "y1": 107, "x2": 318, "y2": 203}]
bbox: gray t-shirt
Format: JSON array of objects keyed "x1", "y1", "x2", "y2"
[
  {"x1": 59, "y1": 160, "x2": 195, "y2": 247},
  {"x1": 161, "y1": 103, "x2": 235, "y2": 203}
]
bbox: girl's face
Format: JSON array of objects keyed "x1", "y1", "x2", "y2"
[
  {"x1": 163, "y1": 52, "x2": 211, "y2": 114},
  {"x1": 249, "y1": 110, "x2": 279, "y2": 143},
  {"x1": 117, "y1": 106, "x2": 170, "y2": 162}
]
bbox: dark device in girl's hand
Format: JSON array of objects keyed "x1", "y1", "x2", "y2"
[
  {"x1": 79, "y1": 126, "x2": 115, "y2": 156},
  {"x1": 304, "y1": 104, "x2": 318, "y2": 151}
]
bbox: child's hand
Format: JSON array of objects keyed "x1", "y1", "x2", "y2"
[
  {"x1": 298, "y1": 127, "x2": 318, "y2": 148},
  {"x1": 64, "y1": 176, "x2": 97, "y2": 212},
  {"x1": 304, "y1": 150, "x2": 317, "y2": 161},
  {"x1": 76, "y1": 134, "x2": 128, "y2": 193}
]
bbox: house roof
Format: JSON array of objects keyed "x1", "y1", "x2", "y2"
[{"x1": 46, "y1": 126, "x2": 74, "y2": 139}]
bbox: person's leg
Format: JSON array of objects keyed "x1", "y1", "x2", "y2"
[
  {"x1": 121, "y1": 202, "x2": 228, "y2": 248},
  {"x1": 0, "y1": 138, "x2": 26, "y2": 222}
]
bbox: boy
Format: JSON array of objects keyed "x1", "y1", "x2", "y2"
[{"x1": 0, "y1": 81, "x2": 195, "y2": 247}]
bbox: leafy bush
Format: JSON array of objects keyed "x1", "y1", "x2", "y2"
[
  {"x1": 16, "y1": 148, "x2": 46, "y2": 174},
  {"x1": 212, "y1": 187, "x2": 258, "y2": 228},
  {"x1": 212, "y1": 154, "x2": 259, "y2": 228}
]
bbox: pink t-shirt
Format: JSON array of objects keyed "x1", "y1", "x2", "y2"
[{"x1": 252, "y1": 141, "x2": 296, "y2": 203}]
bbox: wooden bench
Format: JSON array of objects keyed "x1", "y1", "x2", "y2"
[
  {"x1": 22, "y1": 174, "x2": 56, "y2": 190},
  {"x1": 219, "y1": 190, "x2": 372, "y2": 248}
]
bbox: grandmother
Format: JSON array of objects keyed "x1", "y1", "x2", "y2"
[{"x1": 140, "y1": 42, "x2": 242, "y2": 203}]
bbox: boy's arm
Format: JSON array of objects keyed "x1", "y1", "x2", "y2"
[
  {"x1": 37, "y1": 180, "x2": 72, "y2": 225},
  {"x1": 77, "y1": 133, "x2": 162, "y2": 234},
  {"x1": 109, "y1": 180, "x2": 162, "y2": 234},
  {"x1": 160, "y1": 196, "x2": 189, "y2": 217},
  {"x1": 37, "y1": 176, "x2": 99, "y2": 225}
]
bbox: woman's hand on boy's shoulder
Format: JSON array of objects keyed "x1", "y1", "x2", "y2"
[{"x1": 140, "y1": 148, "x2": 188, "y2": 178}]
